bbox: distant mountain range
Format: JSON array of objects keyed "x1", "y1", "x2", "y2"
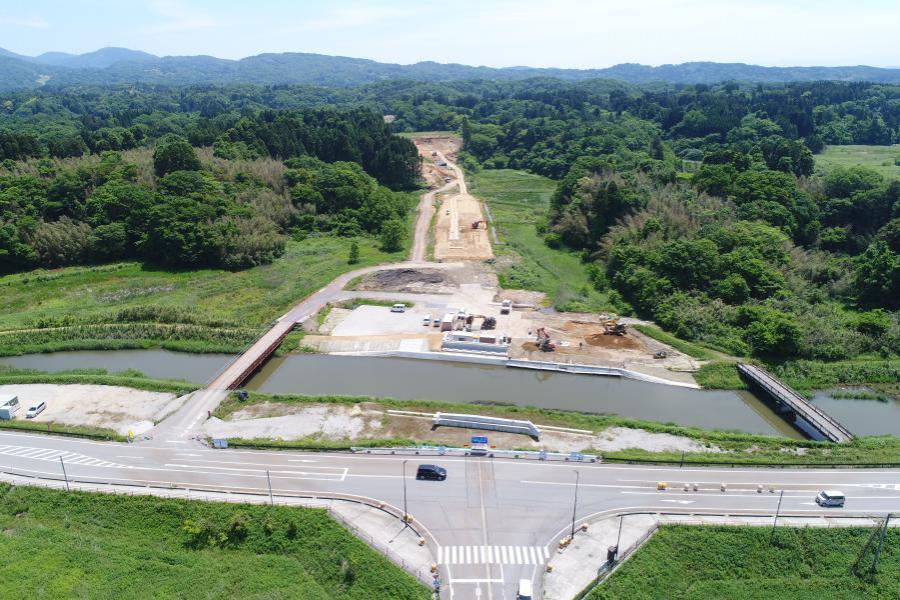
[{"x1": 1, "y1": 47, "x2": 898, "y2": 91}]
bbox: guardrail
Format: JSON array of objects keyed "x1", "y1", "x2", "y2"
[
  {"x1": 351, "y1": 445, "x2": 599, "y2": 462},
  {"x1": 433, "y1": 412, "x2": 541, "y2": 440},
  {"x1": 599, "y1": 455, "x2": 900, "y2": 468},
  {"x1": 0, "y1": 423, "x2": 121, "y2": 441}
]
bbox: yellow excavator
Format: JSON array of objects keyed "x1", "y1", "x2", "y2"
[{"x1": 603, "y1": 319, "x2": 627, "y2": 336}]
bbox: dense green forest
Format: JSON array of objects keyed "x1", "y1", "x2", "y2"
[
  {"x1": 1, "y1": 77, "x2": 898, "y2": 363},
  {"x1": 0, "y1": 107, "x2": 418, "y2": 272}
]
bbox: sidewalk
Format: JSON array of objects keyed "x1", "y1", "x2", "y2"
[{"x1": 543, "y1": 512, "x2": 893, "y2": 600}]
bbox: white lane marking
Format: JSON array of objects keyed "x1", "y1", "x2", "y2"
[
  {"x1": 620, "y1": 491, "x2": 900, "y2": 501},
  {"x1": 659, "y1": 500, "x2": 695, "y2": 505},
  {"x1": 621, "y1": 478, "x2": 900, "y2": 489},
  {"x1": 522, "y1": 479, "x2": 645, "y2": 489},
  {"x1": 166, "y1": 457, "x2": 340, "y2": 470},
  {"x1": 163, "y1": 463, "x2": 347, "y2": 480},
  {"x1": 0, "y1": 444, "x2": 124, "y2": 468},
  {"x1": 165, "y1": 441, "x2": 188, "y2": 444},
  {"x1": 438, "y1": 545, "x2": 548, "y2": 565},
  {"x1": 175, "y1": 453, "x2": 202, "y2": 457},
  {"x1": 449, "y1": 579, "x2": 504, "y2": 584},
  {"x1": 287, "y1": 459, "x2": 318, "y2": 463}
]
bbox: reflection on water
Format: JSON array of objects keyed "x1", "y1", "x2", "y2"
[
  {"x1": 246, "y1": 354, "x2": 789, "y2": 436},
  {"x1": 5, "y1": 350, "x2": 894, "y2": 438},
  {"x1": 809, "y1": 389, "x2": 900, "y2": 436},
  {"x1": 0, "y1": 349, "x2": 234, "y2": 385}
]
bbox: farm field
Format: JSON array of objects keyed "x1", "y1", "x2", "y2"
[
  {"x1": 589, "y1": 525, "x2": 899, "y2": 599},
  {"x1": 815, "y1": 144, "x2": 900, "y2": 179},
  {"x1": 0, "y1": 484, "x2": 429, "y2": 599},
  {"x1": 469, "y1": 169, "x2": 615, "y2": 313}
]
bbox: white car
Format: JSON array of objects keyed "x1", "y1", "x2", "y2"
[
  {"x1": 423, "y1": 313, "x2": 432, "y2": 325},
  {"x1": 390, "y1": 303, "x2": 406, "y2": 313},
  {"x1": 25, "y1": 401, "x2": 46, "y2": 418},
  {"x1": 815, "y1": 490, "x2": 845, "y2": 507}
]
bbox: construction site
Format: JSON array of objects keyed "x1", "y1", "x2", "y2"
[{"x1": 289, "y1": 134, "x2": 699, "y2": 386}]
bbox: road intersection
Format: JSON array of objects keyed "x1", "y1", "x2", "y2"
[{"x1": 0, "y1": 430, "x2": 897, "y2": 599}]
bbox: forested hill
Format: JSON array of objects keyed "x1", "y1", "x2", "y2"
[{"x1": 1, "y1": 48, "x2": 899, "y2": 90}]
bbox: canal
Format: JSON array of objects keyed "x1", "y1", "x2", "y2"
[{"x1": 1, "y1": 350, "x2": 897, "y2": 437}]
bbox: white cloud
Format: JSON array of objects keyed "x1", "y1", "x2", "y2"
[
  {"x1": 0, "y1": 15, "x2": 49, "y2": 29},
  {"x1": 143, "y1": 0, "x2": 220, "y2": 33},
  {"x1": 296, "y1": 5, "x2": 406, "y2": 32}
]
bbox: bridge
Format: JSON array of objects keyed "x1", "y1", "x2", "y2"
[{"x1": 737, "y1": 363, "x2": 855, "y2": 443}]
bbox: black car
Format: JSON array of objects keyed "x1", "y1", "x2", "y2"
[{"x1": 415, "y1": 464, "x2": 447, "y2": 481}]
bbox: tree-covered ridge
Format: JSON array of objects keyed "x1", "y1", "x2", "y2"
[
  {"x1": 2, "y1": 48, "x2": 900, "y2": 90},
  {"x1": 0, "y1": 134, "x2": 415, "y2": 273}
]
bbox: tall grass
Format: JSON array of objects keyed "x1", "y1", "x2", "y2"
[
  {"x1": 590, "y1": 525, "x2": 899, "y2": 599},
  {"x1": 0, "y1": 484, "x2": 429, "y2": 599}
]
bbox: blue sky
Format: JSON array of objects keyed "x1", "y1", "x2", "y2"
[{"x1": 1, "y1": 0, "x2": 898, "y2": 68}]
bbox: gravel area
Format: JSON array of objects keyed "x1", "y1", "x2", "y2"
[{"x1": 0, "y1": 384, "x2": 183, "y2": 436}]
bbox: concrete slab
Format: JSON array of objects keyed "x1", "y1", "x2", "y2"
[{"x1": 332, "y1": 305, "x2": 438, "y2": 336}]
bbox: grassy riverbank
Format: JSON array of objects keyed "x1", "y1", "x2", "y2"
[
  {"x1": 213, "y1": 391, "x2": 900, "y2": 465},
  {"x1": 0, "y1": 484, "x2": 429, "y2": 599},
  {"x1": 0, "y1": 232, "x2": 414, "y2": 356},
  {"x1": 696, "y1": 359, "x2": 900, "y2": 397},
  {"x1": 469, "y1": 169, "x2": 615, "y2": 312},
  {"x1": 590, "y1": 525, "x2": 899, "y2": 599}
]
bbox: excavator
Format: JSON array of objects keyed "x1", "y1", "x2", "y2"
[
  {"x1": 602, "y1": 319, "x2": 627, "y2": 336},
  {"x1": 536, "y1": 327, "x2": 556, "y2": 352},
  {"x1": 471, "y1": 220, "x2": 486, "y2": 229}
]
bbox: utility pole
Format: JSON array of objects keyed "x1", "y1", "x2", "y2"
[
  {"x1": 770, "y1": 489, "x2": 784, "y2": 541},
  {"x1": 59, "y1": 456, "x2": 69, "y2": 492},
  {"x1": 570, "y1": 470, "x2": 580, "y2": 539},
  {"x1": 402, "y1": 459, "x2": 409, "y2": 529},
  {"x1": 872, "y1": 513, "x2": 892, "y2": 574},
  {"x1": 266, "y1": 469, "x2": 273, "y2": 506}
]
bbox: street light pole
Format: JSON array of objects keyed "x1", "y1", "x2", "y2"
[
  {"x1": 402, "y1": 459, "x2": 409, "y2": 528},
  {"x1": 770, "y1": 489, "x2": 784, "y2": 541},
  {"x1": 59, "y1": 456, "x2": 69, "y2": 492},
  {"x1": 570, "y1": 470, "x2": 580, "y2": 539}
]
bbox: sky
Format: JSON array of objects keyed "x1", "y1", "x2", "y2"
[{"x1": 1, "y1": 0, "x2": 898, "y2": 68}]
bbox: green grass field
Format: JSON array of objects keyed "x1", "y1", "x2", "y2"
[
  {"x1": 0, "y1": 231, "x2": 411, "y2": 356},
  {"x1": 816, "y1": 144, "x2": 900, "y2": 179},
  {"x1": 469, "y1": 169, "x2": 615, "y2": 312},
  {"x1": 590, "y1": 525, "x2": 898, "y2": 599},
  {"x1": 0, "y1": 484, "x2": 429, "y2": 599}
]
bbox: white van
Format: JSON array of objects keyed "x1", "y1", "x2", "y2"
[
  {"x1": 517, "y1": 579, "x2": 533, "y2": 600},
  {"x1": 815, "y1": 490, "x2": 845, "y2": 507},
  {"x1": 26, "y1": 401, "x2": 47, "y2": 419},
  {"x1": 390, "y1": 303, "x2": 406, "y2": 313}
]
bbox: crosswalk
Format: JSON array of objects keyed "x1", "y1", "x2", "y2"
[
  {"x1": 437, "y1": 545, "x2": 549, "y2": 565},
  {"x1": 0, "y1": 444, "x2": 125, "y2": 468}
]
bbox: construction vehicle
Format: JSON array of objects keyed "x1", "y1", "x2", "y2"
[
  {"x1": 500, "y1": 299, "x2": 511, "y2": 315},
  {"x1": 482, "y1": 317, "x2": 497, "y2": 330},
  {"x1": 471, "y1": 220, "x2": 486, "y2": 229},
  {"x1": 536, "y1": 327, "x2": 556, "y2": 352},
  {"x1": 603, "y1": 319, "x2": 627, "y2": 336}
]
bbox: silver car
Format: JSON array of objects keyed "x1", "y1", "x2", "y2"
[{"x1": 25, "y1": 401, "x2": 46, "y2": 418}]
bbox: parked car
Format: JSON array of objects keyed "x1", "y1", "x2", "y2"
[
  {"x1": 25, "y1": 401, "x2": 46, "y2": 419},
  {"x1": 815, "y1": 490, "x2": 845, "y2": 507},
  {"x1": 423, "y1": 313, "x2": 432, "y2": 325},
  {"x1": 390, "y1": 303, "x2": 406, "y2": 313},
  {"x1": 432, "y1": 317, "x2": 441, "y2": 327},
  {"x1": 415, "y1": 464, "x2": 447, "y2": 481}
]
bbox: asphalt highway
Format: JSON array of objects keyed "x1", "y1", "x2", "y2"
[{"x1": 0, "y1": 430, "x2": 897, "y2": 599}]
